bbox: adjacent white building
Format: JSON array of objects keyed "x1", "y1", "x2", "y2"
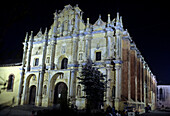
[{"x1": 157, "y1": 85, "x2": 170, "y2": 109}]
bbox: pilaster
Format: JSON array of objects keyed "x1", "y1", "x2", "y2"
[
  {"x1": 50, "y1": 38, "x2": 56, "y2": 70},
  {"x1": 37, "y1": 30, "x2": 48, "y2": 106},
  {"x1": 106, "y1": 27, "x2": 113, "y2": 59},
  {"x1": 106, "y1": 63, "x2": 113, "y2": 107},
  {"x1": 37, "y1": 71, "x2": 44, "y2": 106},
  {"x1": 140, "y1": 59, "x2": 143, "y2": 102},
  {"x1": 69, "y1": 69, "x2": 77, "y2": 105},
  {"x1": 22, "y1": 77, "x2": 29, "y2": 105},
  {"x1": 18, "y1": 70, "x2": 25, "y2": 105},
  {"x1": 18, "y1": 33, "x2": 28, "y2": 105},
  {"x1": 71, "y1": 35, "x2": 79, "y2": 64},
  {"x1": 26, "y1": 31, "x2": 34, "y2": 72},
  {"x1": 113, "y1": 60, "x2": 122, "y2": 110}
]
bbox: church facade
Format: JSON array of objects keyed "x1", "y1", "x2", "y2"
[{"x1": 0, "y1": 5, "x2": 157, "y2": 111}]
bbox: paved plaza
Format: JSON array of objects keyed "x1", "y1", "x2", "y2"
[
  {"x1": 140, "y1": 110, "x2": 170, "y2": 116},
  {"x1": 1, "y1": 105, "x2": 170, "y2": 116}
]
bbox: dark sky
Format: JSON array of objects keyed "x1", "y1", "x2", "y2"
[{"x1": 0, "y1": 0, "x2": 169, "y2": 84}]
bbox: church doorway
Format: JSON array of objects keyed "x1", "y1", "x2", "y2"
[
  {"x1": 53, "y1": 82, "x2": 68, "y2": 106},
  {"x1": 29, "y1": 85, "x2": 36, "y2": 105}
]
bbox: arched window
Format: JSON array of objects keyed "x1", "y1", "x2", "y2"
[
  {"x1": 61, "y1": 58, "x2": 68, "y2": 69},
  {"x1": 7, "y1": 75, "x2": 14, "y2": 91},
  {"x1": 77, "y1": 85, "x2": 81, "y2": 97},
  {"x1": 160, "y1": 88, "x2": 163, "y2": 100}
]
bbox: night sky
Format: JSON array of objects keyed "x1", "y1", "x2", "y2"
[{"x1": 0, "y1": 0, "x2": 169, "y2": 84}]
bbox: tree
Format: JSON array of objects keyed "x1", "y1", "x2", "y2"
[{"x1": 78, "y1": 59, "x2": 107, "y2": 110}]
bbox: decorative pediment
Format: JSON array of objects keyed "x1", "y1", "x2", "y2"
[
  {"x1": 36, "y1": 28, "x2": 43, "y2": 38},
  {"x1": 93, "y1": 15, "x2": 106, "y2": 30},
  {"x1": 59, "y1": 4, "x2": 74, "y2": 16}
]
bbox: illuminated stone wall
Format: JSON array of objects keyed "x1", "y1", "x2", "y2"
[{"x1": 0, "y1": 65, "x2": 21, "y2": 106}]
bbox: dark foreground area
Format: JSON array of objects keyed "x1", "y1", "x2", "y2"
[
  {"x1": 139, "y1": 110, "x2": 170, "y2": 116},
  {"x1": 1, "y1": 105, "x2": 170, "y2": 116},
  {"x1": 0, "y1": 105, "x2": 105, "y2": 116}
]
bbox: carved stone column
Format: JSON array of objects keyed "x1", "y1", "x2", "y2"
[
  {"x1": 84, "y1": 34, "x2": 92, "y2": 61},
  {"x1": 22, "y1": 78, "x2": 29, "y2": 105},
  {"x1": 18, "y1": 33, "x2": 28, "y2": 105},
  {"x1": 106, "y1": 64, "x2": 113, "y2": 107},
  {"x1": 37, "y1": 71, "x2": 44, "y2": 106},
  {"x1": 37, "y1": 30, "x2": 48, "y2": 106},
  {"x1": 73, "y1": 11, "x2": 78, "y2": 34},
  {"x1": 26, "y1": 31, "x2": 34, "y2": 72},
  {"x1": 114, "y1": 60, "x2": 122, "y2": 110},
  {"x1": 72, "y1": 35, "x2": 78, "y2": 64},
  {"x1": 69, "y1": 69, "x2": 77, "y2": 104},
  {"x1": 85, "y1": 37, "x2": 89, "y2": 62},
  {"x1": 140, "y1": 60, "x2": 143, "y2": 102},
  {"x1": 106, "y1": 28, "x2": 113, "y2": 59},
  {"x1": 143, "y1": 64, "x2": 147, "y2": 106},
  {"x1": 50, "y1": 39, "x2": 56, "y2": 70},
  {"x1": 18, "y1": 71, "x2": 24, "y2": 105}
]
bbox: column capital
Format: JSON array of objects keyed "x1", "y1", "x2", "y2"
[
  {"x1": 68, "y1": 64, "x2": 79, "y2": 68},
  {"x1": 105, "y1": 60, "x2": 112, "y2": 64},
  {"x1": 115, "y1": 64, "x2": 121, "y2": 70},
  {"x1": 113, "y1": 60, "x2": 123, "y2": 64}
]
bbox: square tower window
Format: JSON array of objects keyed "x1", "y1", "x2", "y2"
[
  {"x1": 34, "y1": 58, "x2": 39, "y2": 66},
  {"x1": 96, "y1": 52, "x2": 101, "y2": 61}
]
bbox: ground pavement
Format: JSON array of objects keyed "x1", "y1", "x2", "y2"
[
  {"x1": 0, "y1": 105, "x2": 51, "y2": 116},
  {"x1": 1, "y1": 105, "x2": 170, "y2": 116},
  {"x1": 140, "y1": 110, "x2": 170, "y2": 116}
]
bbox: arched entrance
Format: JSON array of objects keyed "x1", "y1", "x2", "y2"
[
  {"x1": 29, "y1": 85, "x2": 36, "y2": 105},
  {"x1": 53, "y1": 82, "x2": 68, "y2": 105}
]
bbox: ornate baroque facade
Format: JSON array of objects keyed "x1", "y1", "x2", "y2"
[{"x1": 0, "y1": 5, "x2": 157, "y2": 111}]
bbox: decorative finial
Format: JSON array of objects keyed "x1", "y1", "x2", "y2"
[
  {"x1": 116, "y1": 12, "x2": 119, "y2": 22},
  {"x1": 86, "y1": 18, "x2": 90, "y2": 31},
  {"x1": 107, "y1": 14, "x2": 111, "y2": 27},
  {"x1": 29, "y1": 31, "x2": 33, "y2": 41},
  {"x1": 120, "y1": 16, "x2": 123, "y2": 27},
  {"x1": 112, "y1": 18, "x2": 115, "y2": 25},
  {"x1": 44, "y1": 27, "x2": 48, "y2": 34},
  {"x1": 39, "y1": 28, "x2": 42, "y2": 33},
  {"x1": 99, "y1": 14, "x2": 101, "y2": 19},
  {"x1": 54, "y1": 10, "x2": 58, "y2": 18},
  {"x1": 87, "y1": 18, "x2": 89, "y2": 25},
  {"x1": 44, "y1": 27, "x2": 48, "y2": 42},
  {"x1": 30, "y1": 31, "x2": 33, "y2": 38},
  {"x1": 25, "y1": 32, "x2": 28, "y2": 42},
  {"x1": 108, "y1": 14, "x2": 110, "y2": 22}
]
